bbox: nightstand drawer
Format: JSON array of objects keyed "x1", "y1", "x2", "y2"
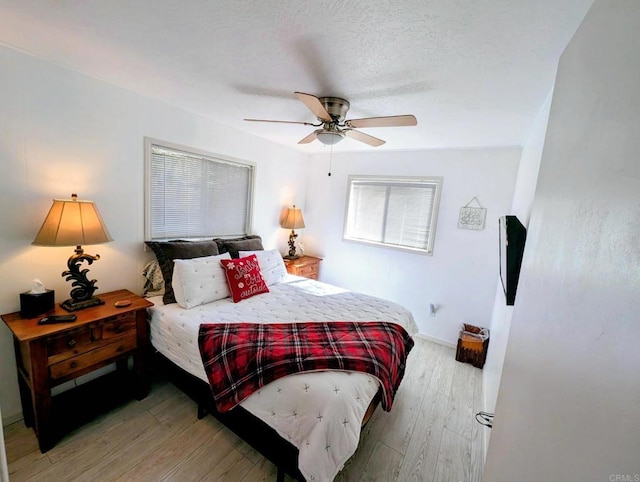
[
  {"x1": 284, "y1": 256, "x2": 322, "y2": 280},
  {"x1": 47, "y1": 313, "x2": 136, "y2": 364},
  {"x1": 296, "y1": 263, "x2": 318, "y2": 278},
  {"x1": 47, "y1": 327, "x2": 96, "y2": 361},
  {"x1": 49, "y1": 336, "x2": 137, "y2": 380},
  {"x1": 102, "y1": 314, "x2": 136, "y2": 340}
]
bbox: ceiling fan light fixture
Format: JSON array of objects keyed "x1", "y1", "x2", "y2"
[
  {"x1": 316, "y1": 130, "x2": 345, "y2": 145},
  {"x1": 245, "y1": 92, "x2": 416, "y2": 147}
]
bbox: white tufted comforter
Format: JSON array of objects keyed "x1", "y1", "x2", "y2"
[{"x1": 147, "y1": 275, "x2": 417, "y2": 481}]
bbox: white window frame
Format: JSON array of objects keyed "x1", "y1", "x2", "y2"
[
  {"x1": 343, "y1": 175, "x2": 443, "y2": 255},
  {"x1": 144, "y1": 138, "x2": 255, "y2": 241}
]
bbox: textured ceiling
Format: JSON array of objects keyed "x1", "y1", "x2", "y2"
[{"x1": 0, "y1": 0, "x2": 594, "y2": 152}]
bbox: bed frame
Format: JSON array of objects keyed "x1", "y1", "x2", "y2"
[{"x1": 154, "y1": 351, "x2": 380, "y2": 481}]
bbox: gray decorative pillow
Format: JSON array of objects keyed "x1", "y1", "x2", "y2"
[
  {"x1": 214, "y1": 235, "x2": 263, "y2": 259},
  {"x1": 145, "y1": 240, "x2": 220, "y2": 305}
]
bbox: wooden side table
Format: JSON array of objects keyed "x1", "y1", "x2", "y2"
[
  {"x1": 283, "y1": 255, "x2": 322, "y2": 280},
  {"x1": 1, "y1": 289, "x2": 153, "y2": 452}
]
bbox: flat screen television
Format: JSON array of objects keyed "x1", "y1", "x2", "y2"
[{"x1": 499, "y1": 215, "x2": 527, "y2": 305}]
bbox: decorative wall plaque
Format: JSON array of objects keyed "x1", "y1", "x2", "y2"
[{"x1": 458, "y1": 197, "x2": 486, "y2": 230}]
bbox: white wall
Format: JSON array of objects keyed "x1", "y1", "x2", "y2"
[
  {"x1": 481, "y1": 89, "x2": 552, "y2": 448},
  {"x1": 303, "y1": 147, "x2": 520, "y2": 344},
  {"x1": 483, "y1": 1, "x2": 640, "y2": 480},
  {"x1": 0, "y1": 45, "x2": 307, "y2": 422}
]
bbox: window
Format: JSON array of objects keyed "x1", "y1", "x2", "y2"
[
  {"x1": 344, "y1": 176, "x2": 443, "y2": 255},
  {"x1": 145, "y1": 139, "x2": 254, "y2": 240}
]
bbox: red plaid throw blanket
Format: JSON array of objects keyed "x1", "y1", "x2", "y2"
[{"x1": 198, "y1": 321, "x2": 414, "y2": 413}]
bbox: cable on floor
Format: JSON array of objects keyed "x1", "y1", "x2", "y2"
[{"x1": 475, "y1": 411, "x2": 494, "y2": 428}]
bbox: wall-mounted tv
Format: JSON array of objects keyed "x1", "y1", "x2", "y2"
[{"x1": 499, "y1": 215, "x2": 527, "y2": 305}]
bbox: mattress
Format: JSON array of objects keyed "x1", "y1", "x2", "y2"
[{"x1": 147, "y1": 275, "x2": 417, "y2": 481}]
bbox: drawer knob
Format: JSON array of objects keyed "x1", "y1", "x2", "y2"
[
  {"x1": 115, "y1": 325, "x2": 125, "y2": 334},
  {"x1": 67, "y1": 339, "x2": 76, "y2": 348},
  {"x1": 69, "y1": 361, "x2": 78, "y2": 369},
  {"x1": 117, "y1": 345, "x2": 125, "y2": 353}
]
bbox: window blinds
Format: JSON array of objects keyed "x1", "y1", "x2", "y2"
[
  {"x1": 345, "y1": 177, "x2": 441, "y2": 253},
  {"x1": 149, "y1": 145, "x2": 253, "y2": 240}
]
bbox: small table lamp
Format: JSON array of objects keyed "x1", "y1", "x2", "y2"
[
  {"x1": 281, "y1": 205, "x2": 305, "y2": 259},
  {"x1": 32, "y1": 194, "x2": 113, "y2": 311}
]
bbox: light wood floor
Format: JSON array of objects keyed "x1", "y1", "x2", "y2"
[{"x1": 4, "y1": 336, "x2": 484, "y2": 481}]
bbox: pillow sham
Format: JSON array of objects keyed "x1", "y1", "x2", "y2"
[
  {"x1": 172, "y1": 253, "x2": 232, "y2": 309},
  {"x1": 145, "y1": 240, "x2": 220, "y2": 305},
  {"x1": 238, "y1": 249, "x2": 287, "y2": 286},
  {"x1": 220, "y1": 254, "x2": 269, "y2": 303},
  {"x1": 214, "y1": 235, "x2": 263, "y2": 259},
  {"x1": 142, "y1": 259, "x2": 165, "y2": 298}
]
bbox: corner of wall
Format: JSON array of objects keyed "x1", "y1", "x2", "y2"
[{"x1": 480, "y1": 88, "x2": 553, "y2": 457}]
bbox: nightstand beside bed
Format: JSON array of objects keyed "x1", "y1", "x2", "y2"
[
  {"x1": 283, "y1": 255, "x2": 322, "y2": 280},
  {"x1": 1, "y1": 289, "x2": 153, "y2": 452}
]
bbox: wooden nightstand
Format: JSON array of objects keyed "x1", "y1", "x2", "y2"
[
  {"x1": 283, "y1": 255, "x2": 322, "y2": 280},
  {"x1": 1, "y1": 289, "x2": 153, "y2": 452}
]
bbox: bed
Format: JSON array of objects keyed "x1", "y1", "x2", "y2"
[{"x1": 144, "y1": 238, "x2": 418, "y2": 481}]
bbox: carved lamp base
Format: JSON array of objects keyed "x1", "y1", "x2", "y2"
[
  {"x1": 60, "y1": 246, "x2": 104, "y2": 312},
  {"x1": 286, "y1": 229, "x2": 300, "y2": 258},
  {"x1": 61, "y1": 296, "x2": 105, "y2": 312}
]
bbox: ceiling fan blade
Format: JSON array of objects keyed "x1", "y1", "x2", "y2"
[
  {"x1": 346, "y1": 114, "x2": 417, "y2": 128},
  {"x1": 298, "y1": 132, "x2": 317, "y2": 144},
  {"x1": 295, "y1": 92, "x2": 333, "y2": 122},
  {"x1": 244, "y1": 118, "x2": 316, "y2": 126},
  {"x1": 344, "y1": 129, "x2": 386, "y2": 147}
]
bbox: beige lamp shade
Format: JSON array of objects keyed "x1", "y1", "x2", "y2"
[
  {"x1": 281, "y1": 206, "x2": 305, "y2": 230},
  {"x1": 32, "y1": 194, "x2": 113, "y2": 247}
]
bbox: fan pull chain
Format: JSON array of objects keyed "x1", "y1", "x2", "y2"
[{"x1": 328, "y1": 144, "x2": 333, "y2": 177}]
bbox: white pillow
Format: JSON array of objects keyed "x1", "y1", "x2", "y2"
[
  {"x1": 238, "y1": 249, "x2": 287, "y2": 286},
  {"x1": 172, "y1": 253, "x2": 232, "y2": 309}
]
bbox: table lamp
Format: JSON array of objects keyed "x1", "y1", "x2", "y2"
[
  {"x1": 281, "y1": 205, "x2": 305, "y2": 259},
  {"x1": 32, "y1": 194, "x2": 113, "y2": 311}
]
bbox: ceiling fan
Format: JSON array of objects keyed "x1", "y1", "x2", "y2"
[{"x1": 245, "y1": 92, "x2": 417, "y2": 147}]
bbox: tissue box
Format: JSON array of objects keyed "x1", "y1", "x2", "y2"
[{"x1": 20, "y1": 290, "x2": 55, "y2": 318}]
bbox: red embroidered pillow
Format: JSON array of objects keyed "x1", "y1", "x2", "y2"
[{"x1": 220, "y1": 254, "x2": 269, "y2": 303}]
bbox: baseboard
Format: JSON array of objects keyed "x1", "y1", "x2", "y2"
[
  {"x1": 2, "y1": 412, "x2": 23, "y2": 428},
  {"x1": 414, "y1": 333, "x2": 456, "y2": 349}
]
